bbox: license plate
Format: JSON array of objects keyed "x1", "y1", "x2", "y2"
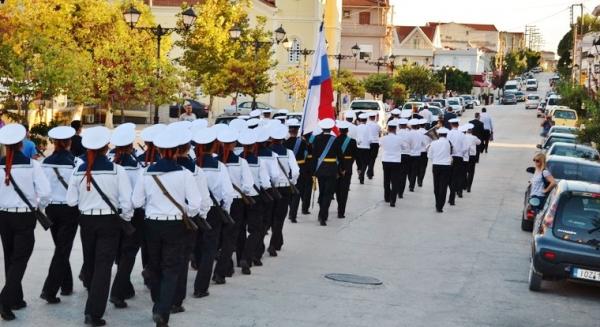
[{"x1": 572, "y1": 268, "x2": 600, "y2": 281}]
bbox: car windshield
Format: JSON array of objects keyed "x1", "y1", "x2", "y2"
[
  {"x1": 527, "y1": 80, "x2": 536, "y2": 84},
  {"x1": 550, "y1": 146, "x2": 599, "y2": 160},
  {"x1": 432, "y1": 99, "x2": 444, "y2": 105},
  {"x1": 547, "y1": 162, "x2": 600, "y2": 182},
  {"x1": 448, "y1": 100, "x2": 459, "y2": 105},
  {"x1": 527, "y1": 96, "x2": 540, "y2": 100},
  {"x1": 504, "y1": 94, "x2": 515, "y2": 99},
  {"x1": 462, "y1": 96, "x2": 472, "y2": 100},
  {"x1": 548, "y1": 98, "x2": 560, "y2": 106},
  {"x1": 505, "y1": 84, "x2": 517, "y2": 90},
  {"x1": 545, "y1": 137, "x2": 576, "y2": 148},
  {"x1": 551, "y1": 127, "x2": 577, "y2": 134},
  {"x1": 351, "y1": 101, "x2": 379, "y2": 110},
  {"x1": 554, "y1": 110, "x2": 576, "y2": 119},
  {"x1": 554, "y1": 194, "x2": 600, "y2": 243}
]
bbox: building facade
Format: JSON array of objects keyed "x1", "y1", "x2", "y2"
[{"x1": 392, "y1": 25, "x2": 441, "y2": 67}]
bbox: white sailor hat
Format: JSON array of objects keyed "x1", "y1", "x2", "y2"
[
  {"x1": 141, "y1": 124, "x2": 166, "y2": 142},
  {"x1": 398, "y1": 118, "x2": 409, "y2": 125},
  {"x1": 275, "y1": 115, "x2": 287, "y2": 121},
  {"x1": 391, "y1": 108, "x2": 401, "y2": 115},
  {"x1": 368, "y1": 112, "x2": 377, "y2": 117},
  {"x1": 358, "y1": 113, "x2": 369, "y2": 120},
  {"x1": 277, "y1": 109, "x2": 289, "y2": 115},
  {"x1": 178, "y1": 129, "x2": 193, "y2": 145},
  {"x1": 312, "y1": 126, "x2": 322, "y2": 135},
  {"x1": 211, "y1": 123, "x2": 228, "y2": 135},
  {"x1": 344, "y1": 110, "x2": 356, "y2": 118},
  {"x1": 408, "y1": 118, "x2": 420, "y2": 126},
  {"x1": 387, "y1": 119, "x2": 399, "y2": 127},
  {"x1": 0, "y1": 124, "x2": 26, "y2": 145},
  {"x1": 229, "y1": 118, "x2": 248, "y2": 131},
  {"x1": 400, "y1": 111, "x2": 412, "y2": 118},
  {"x1": 117, "y1": 122, "x2": 136, "y2": 131},
  {"x1": 82, "y1": 126, "x2": 111, "y2": 150},
  {"x1": 238, "y1": 115, "x2": 250, "y2": 120},
  {"x1": 458, "y1": 125, "x2": 468, "y2": 133},
  {"x1": 111, "y1": 126, "x2": 136, "y2": 147},
  {"x1": 154, "y1": 129, "x2": 180, "y2": 149},
  {"x1": 449, "y1": 118, "x2": 460, "y2": 124},
  {"x1": 191, "y1": 119, "x2": 208, "y2": 130},
  {"x1": 466, "y1": 123, "x2": 474, "y2": 130},
  {"x1": 169, "y1": 120, "x2": 192, "y2": 131},
  {"x1": 192, "y1": 128, "x2": 217, "y2": 145},
  {"x1": 437, "y1": 127, "x2": 450, "y2": 134},
  {"x1": 318, "y1": 118, "x2": 335, "y2": 129},
  {"x1": 418, "y1": 118, "x2": 428, "y2": 125},
  {"x1": 48, "y1": 126, "x2": 75, "y2": 140},
  {"x1": 262, "y1": 109, "x2": 273, "y2": 114},
  {"x1": 336, "y1": 120, "x2": 351, "y2": 129},
  {"x1": 249, "y1": 109, "x2": 262, "y2": 118},
  {"x1": 217, "y1": 127, "x2": 238, "y2": 143},
  {"x1": 247, "y1": 118, "x2": 260, "y2": 128},
  {"x1": 270, "y1": 124, "x2": 288, "y2": 140},
  {"x1": 255, "y1": 127, "x2": 271, "y2": 143},
  {"x1": 238, "y1": 129, "x2": 256, "y2": 145},
  {"x1": 286, "y1": 118, "x2": 301, "y2": 127},
  {"x1": 266, "y1": 119, "x2": 283, "y2": 129}
]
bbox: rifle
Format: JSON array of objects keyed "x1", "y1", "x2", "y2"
[
  {"x1": 151, "y1": 175, "x2": 207, "y2": 232},
  {"x1": 209, "y1": 191, "x2": 235, "y2": 225},
  {"x1": 269, "y1": 186, "x2": 282, "y2": 200},
  {"x1": 253, "y1": 184, "x2": 273, "y2": 203},
  {"x1": 231, "y1": 183, "x2": 256, "y2": 206},
  {"x1": 275, "y1": 157, "x2": 300, "y2": 195},
  {"x1": 137, "y1": 143, "x2": 147, "y2": 152}
]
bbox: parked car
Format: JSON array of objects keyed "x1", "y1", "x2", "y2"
[
  {"x1": 419, "y1": 106, "x2": 444, "y2": 118},
  {"x1": 525, "y1": 94, "x2": 541, "y2": 109},
  {"x1": 460, "y1": 95, "x2": 475, "y2": 109},
  {"x1": 447, "y1": 98, "x2": 464, "y2": 116},
  {"x1": 538, "y1": 133, "x2": 578, "y2": 150},
  {"x1": 514, "y1": 91, "x2": 526, "y2": 102},
  {"x1": 528, "y1": 180, "x2": 600, "y2": 291},
  {"x1": 350, "y1": 99, "x2": 387, "y2": 128},
  {"x1": 224, "y1": 101, "x2": 276, "y2": 115},
  {"x1": 504, "y1": 80, "x2": 519, "y2": 93},
  {"x1": 430, "y1": 99, "x2": 448, "y2": 109},
  {"x1": 169, "y1": 99, "x2": 208, "y2": 119},
  {"x1": 526, "y1": 79, "x2": 538, "y2": 91},
  {"x1": 214, "y1": 114, "x2": 242, "y2": 125},
  {"x1": 521, "y1": 156, "x2": 600, "y2": 231},
  {"x1": 425, "y1": 102, "x2": 443, "y2": 109},
  {"x1": 550, "y1": 107, "x2": 578, "y2": 127},
  {"x1": 401, "y1": 101, "x2": 425, "y2": 112},
  {"x1": 501, "y1": 93, "x2": 517, "y2": 105},
  {"x1": 547, "y1": 142, "x2": 600, "y2": 161},
  {"x1": 547, "y1": 126, "x2": 578, "y2": 136},
  {"x1": 545, "y1": 94, "x2": 562, "y2": 111}
]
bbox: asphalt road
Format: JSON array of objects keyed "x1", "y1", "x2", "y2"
[{"x1": 5, "y1": 73, "x2": 600, "y2": 326}]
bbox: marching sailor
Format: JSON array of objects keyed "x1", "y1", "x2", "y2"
[
  {"x1": 379, "y1": 119, "x2": 406, "y2": 207},
  {"x1": 40, "y1": 126, "x2": 78, "y2": 304},
  {"x1": 366, "y1": 112, "x2": 381, "y2": 180},
  {"x1": 463, "y1": 124, "x2": 481, "y2": 193},
  {"x1": 284, "y1": 119, "x2": 310, "y2": 223},
  {"x1": 355, "y1": 113, "x2": 371, "y2": 184},
  {"x1": 446, "y1": 118, "x2": 466, "y2": 206},
  {"x1": 417, "y1": 119, "x2": 432, "y2": 187},
  {"x1": 0, "y1": 124, "x2": 50, "y2": 321},
  {"x1": 427, "y1": 127, "x2": 452, "y2": 213},
  {"x1": 396, "y1": 119, "x2": 411, "y2": 199},
  {"x1": 335, "y1": 120, "x2": 357, "y2": 218}
]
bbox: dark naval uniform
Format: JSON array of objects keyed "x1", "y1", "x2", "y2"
[
  {"x1": 335, "y1": 133, "x2": 357, "y2": 218},
  {"x1": 311, "y1": 133, "x2": 343, "y2": 225},
  {"x1": 284, "y1": 135, "x2": 309, "y2": 221}
]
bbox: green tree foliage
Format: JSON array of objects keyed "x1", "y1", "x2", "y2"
[
  {"x1": 362, "y1": 73, "x2": 392, "y2": 99},
  {"x1": 390, "y1": 82, "x2": 408, "y2": 105},
  {"x1": 556, "y1": 81, "x2": 587, "y2": 115},
  {"x1": 331, "y1": 69, "x2": 365, "y2": 100},
  {"x1": 521, "y1": 49, "x2": 541, "y2": 71},
  {"x1": 395, "y1": 64, "x2": 444, "y2": 97},
  {"x1": 436, "y1": 68, "x2": 473, "y2": 94},
  {"x1": 276, "y1": 67, "x2": 306, "y2": 111},
  {"x1": 557, "y1": 14, "x2": 600, "y2": 78}
]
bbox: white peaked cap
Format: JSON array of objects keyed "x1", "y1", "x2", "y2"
[
  {"x1": 312, "y1": 126, "x2": 322, "y2": 135},
  {"x1": 238, "y1": 115, "x2": 250, "y2": 120},
  {"x1": 217, "y1": 127, "x2": 238, "y2": 143},
  {"x1": 154, "y1": 129, "x2": 180, "y2": 149},
  {"x1": 437, "y1": 127, "x2": 450, "y2": 134},
  {"x1": 169, "y1": 120, "x2": 192, "y2": 131},
  {"x1": 141, "y1": 124, "x2": 166, "y2": 143},
  {"x1": 48, "y1": 126, "x2": 75, "y2": 140},
  {"x1": 336, "y1": 120, "x2": 352, "y2": 129},
  {"x1": 458, "y1": 125, "x2": 468, "y2": 132},
  {"x1": 270, "y1": 124, "x2": 288, "y2": 140},
  {"x1": 286, "y1": 118, "x2": 301, "y2": 127},
  {"x1": 267, "y1": 119, "x2": 283, "y2": 129},
  {"x1": 391, "y1": 108, "x2": 401, "y2": 115},
  {"x1": 249, "y1": 109, "x2": 262, "y2": 118},
  {"x1": 408, "y1": 119, "x2": 419, "y2": 126},
  {"x1": 0, "y1": 124, "x2": 26, "y2": 145},
  {"x1": 191, "y1": 119, "x2": 208, "y2": 130},
  {"x1": 344, "y1": 110, "x2": 356, "y2": 118},
  {"x1": 466, "y1": 123, "x2": 474, "y2": 130},
  {"x1": 246, "y1": 118, "x2": 260, "y2": 127},
  {"x1": 238, "y1": 129, "x2": 256, "y2": 145},
  {"x1": 400, "y1": 111, "x2": 412, "y2": 118},
  {"x1": 419, "y1": 118, "x2": 428, "y2": 125},
  {"x1": 368, "y1": 112, "x2": 377, "y2": 117},
  {"x1": 449, "y1": 118, "x2": 460, "y2": 124},
  {"x1": 82, "y1": 126, "x2": 111, "y2": 150},
  {"x1": 111, "y1": 126, "x2": 136, "y2": 147},
  {"x1": 211, "y1": 123, "x2": 228, "y2": 135},
  {"x1": 262, "y1": 109, "x2": 273, "y2": 114},
  {"x1": 398, "y1": 118, "x2": 409, "y2": 125},
  {"x1": 318, "y1": 118, "x2": 335, "y2": 129},
  {"x1": 387, "y1": 119, "x2": 400, "y2": 127},
  {"x1": 229, "y1": 118, "x2": 248, "y2": 131},
  {"x1": 255, "y1": 127, "x2": 271, "y2": 143},
  {"x1": 358, "y1": 113, "x2": 369, "y2": 120},
  {"x1": 192, "y1": 128, "x2": 217, "y2": 145}
]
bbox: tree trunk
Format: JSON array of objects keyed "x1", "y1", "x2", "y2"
[
  {"x1": 105, "y1": 102, "x2": 114, "y2": 129},
  {"x1": 73, "y1": 104, "x2": 84, "y2": 121},
  {"x1": 208, "y1": 95, "x2": 214, "y2": 123}
]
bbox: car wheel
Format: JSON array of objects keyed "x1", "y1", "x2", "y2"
[{"x1": 528, "y1": 260, "x2": 542, "y2": 291}]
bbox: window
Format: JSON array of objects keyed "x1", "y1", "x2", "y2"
[
  {"x1": 343, "y1": 10, "x2": 351, "y2": 18},
  {"x1": 359, "y1": 12, "x2": 370, "y2": 25},
  {"x1": 288, "y1": 38, "x2": 301, "y2": 64},
  {"x1": 358, "y1": 44, "x2": 372, "y2": 61}
]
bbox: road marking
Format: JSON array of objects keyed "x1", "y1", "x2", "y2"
[{"x1": 490, "y1": 142, "x2": 537, "y2": 149}]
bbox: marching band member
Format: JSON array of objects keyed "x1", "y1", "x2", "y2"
[
  {"x1": 427, "y1": 127, "x2": 452, "y2": 213},
  {"x1": 463, "y1": 124, "x2": 482, "y2": 193},
  {"x1": 446, "y1": 118, "x2": 467, "y2": 206},
  {"x1": 380, "y1": 120, "x2": 406, "y2": 207},
  {"x1": 335, "y1": 120, "x2": 357, "y2": 218}
]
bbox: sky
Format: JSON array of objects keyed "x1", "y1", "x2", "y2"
[{"x1": 391, "y1": 0, "x2": 599, "y2": 53}]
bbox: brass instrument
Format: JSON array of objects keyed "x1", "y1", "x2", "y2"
[{"x1": 425, "y1": 126, "x2": 439, "y2": 140}]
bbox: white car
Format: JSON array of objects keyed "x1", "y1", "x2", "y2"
[
  {"x1": 525, "y1": 94, "x2": 541, "y2": 109},
  {"x1": 224, "y1": 101, "x2": 276, "y2": 115},
  {"x1": 447, "y1": 97, "x2": 464, "y2": 116},
  {"x1": 349, "y1": 99, "x2": 388, "y2": 128},
  {"x1": 526, "y1": 79, "x2": 538, "y2": 91}
]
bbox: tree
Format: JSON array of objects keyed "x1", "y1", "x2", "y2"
[
  {"x1": 332, "y1": 69, "x2": 365, "y2": 100},
  {"x1": 362, "y1": 73, "x2": 392, "y2": 99},
  {"x1": 522, "y1": 49, "x2": 541, "y2": 71},
  {"x1": 436, "y1": 68, "x2": 473, "y2": 94},
  {"x1": 503, "y1": 51, "x2": 527, "y2": 78},
  {"x1": 390, "y1": 82, "x2": 408, "y2": 105},
  {"x1": 557, "y1": 14, "x2": 600, "y2": 78},
  {"x1": 276, "y1": 67, "x2": 307, "y2": 110},
  {"x1": 395, "y1": 64, "x2": 442, "y2": 97}
]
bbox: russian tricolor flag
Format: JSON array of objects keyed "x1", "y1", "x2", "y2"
[{"x1": 300, "y1": 22, "x2": 336, "y2": 135}]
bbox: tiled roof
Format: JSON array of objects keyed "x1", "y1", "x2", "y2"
[
  {"x1": 420, "y1": 26, "x2": 437, "y2": 41},
  {"x1": 343, "y1": 0, "x2": 389, "y2": 7},
  {"x1": 395, "y1": 25, "x2": 436, "y2": 43},
  {"x1": 259, "y1": 0, "x2": 276, "y2": 7},
  {"x1": 427, "y1": 22, "x2": 498, "y2": 32}
]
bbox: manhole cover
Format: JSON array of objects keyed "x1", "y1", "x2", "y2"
[{"x1": 324, "y1": 273, "x2": 383, "y2": 285}]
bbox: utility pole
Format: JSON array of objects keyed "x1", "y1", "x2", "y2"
[{"x1": 571, "y1": 3, "x2": 584, "y2": 84}]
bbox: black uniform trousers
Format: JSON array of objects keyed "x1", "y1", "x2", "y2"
[
  {"x1": 417, "y1": 152, "x2": 428, "y2": 187},
  {"x1": 289, "y1": 170, "x2": 312, "y2": 218},
  {"x1": 367, "y1": 143, "x2": 379, "y2": 179},
  {"x1": 408, "y1": 155, "x2": 421, "y2": 190},
  {"x1": 173, "y1": 222, "x2": 197, "y2": 307},
  {"x1": 193, "y1": 207, "x2": 223, "y2": 293},
  {"x1": 269, "y1": 187, "x2": 290, "y2": 252},
  {"x1": 382, "y1": 162, "x2": 401, "y2": 205},
  {"x1": 257, "y1": 193, "x2": 274, "y2": 260},
  {"x1": 0, "y1": 212, "x2": 36, "y2": 308},
  {"x1": 214, "y1": 199, "x2": 243, "y2": 278},
  {"x1": 432, "y1": 164, "x2": 452, "y2": 211},
  {"x1": 144, "y1": 220, "x2": 186, "y2": 322},
  {"x1": 336, "y1": 169, "x2": 352, "y2": 217},
  {"x1": 465, "y1": 155, "x2": 477, "y2": 192},
  {"x1": 482, "y1": 130, "x2": 491, "y2": 153},
  {"x1": 317, "y1": 175, "x2": 337, "y2": 221},
  {"x1": 398, "y1": 154, "x2": 410, "y2": 198},
  {"x1": 42, "y1": 204, "x2": 79, "y2": 297},
  {"x1": 448, "y1": 156, "x2": 464, "y2": 204},
  {"x1": 110, "y1": 208, "x2": 145, "y2": 301},
  {"x1": 237, "y1": 196, "x2": 264, "y2": 264},
  {"x1": 79, "y1": 214, "x2": 121, "y2": 319},
  {"x1": 356, "y1": 148, "x2": 370, "y2": 182}
]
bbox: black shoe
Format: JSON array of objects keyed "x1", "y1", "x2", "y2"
[
  {"x1": 60, "y1": 288, "x2": 73, "y2": 296},
  {"x1": 359, "y1": 179, "x2": 364, "y2": 184},
  {"x1": 384, "y1": 198, "x2": 390, "y2": 203},
  {"x1": 467, "y1": 188, "x2": 471, "y2": 193},
  {"x1": 241, "y1": 266, "x2": 251, "y2": 275},
  {"x1": 436, "y1": 208, "x2": 443, "y2": 213},
  {"x1": 109, "y1": 297, "x2": 127, "y2": 309},
  {"x1": 449, "y1": 202, "x2": 455, "y2": 206},
  {"x1": 193, "y1": 291, "x2": 209, "y2": 298},
  {"x1": 252, "y1": 259, "x2": 263, "y2": 267},
  {"x1": 10, "y1": 301, "x2": 26, "y2": 310},
  {"x1": 457, "y1": 192, "x2": 463, "y2": 198},
  {"x1": 40, "y1": 292, "x2": 61, "y2": 304},
  {"x1": 368, "y1": 176, "x2": 373, "y2": 180},
  {"x1": 289, "y1": 217, "x2": 297, "y2": 223},
  {"x1": 84, "y1": 315, "x2": 106, "y2": 326},
  {"x1": 338, "y1": 214, "x2": 345, "y2": 218},
  {"x1": 268, "y1": 248, "x2": 278, "y2": 257},
  {"x1": 152, "y1": 313, "x2": 168, "y2": 327},
  {"x1": 226, "y1": 267, "x2": 234, "y2": 278},
  {"x1": 398, "y1": 194, "x2": 403, "y2": 199},
  {"x1": 213, "y1": 275, "x2": 226, "y2": 285},
  {"x1": 409, "y1": 188, "x2": 414, "y2": 192},
  {"x1": 0, "y1": 305, "x2": 15, "y2": 321},
  {"x1": 390, "y1": 203, "x2": 395, "y2": 207},
  {"x1": 319, "y1": 220, "x2": 327, "y2": 226},
  {"x1": 170, "y1": 305, "x2": 185, "y2": 314},
  {"x1": 418, "y1": 183, "x2": 423, "y2": 187},
  {"x1": 301, "y1": 210, "x2": 310, "y2": 215}
]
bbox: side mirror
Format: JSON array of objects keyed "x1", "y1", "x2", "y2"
[
  {"x1": 536, "y1": 144, "x2": 542, "y2": 149},
  {"x1": 526, "y1": 167, "x2": 535, "y2": 174},
  {"x1": 529, "y1": 197, "x2": 541, "y2": 207}
]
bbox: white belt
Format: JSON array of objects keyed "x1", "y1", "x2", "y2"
[
  {"x1": 275, "y1": 182, "x2": 289, "y2": 188},
  {"x1": 0, "y1": 207, "x2": 31, "y2": 213},
  {"x1": 146, "y1": 215, "x2": 182, "y2": 221},
  {"x1": 81, "y1": 209, "x2": 114, "y2": 216},
  {"x1": 49, "y1": 201, "x2": 67, "y2": 205}
]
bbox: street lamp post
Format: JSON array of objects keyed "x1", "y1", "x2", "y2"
[
  {"x1": 388, "y1": 55, "x2": 397, "y2": 76},
  {"x1": 371, "y1": 57, "x2": 387, "y2": 74},
  {"x1": 123, "y1": 6, "x2": 197, "y2": 124},
  {"x1": 352, "y1": 43, "x2": 361, "y2": 70},
  {"x1": 587, "y1": 52, "x2": 595, "y2": 97},
  {"x1": 329, "y1": 46, "x2": 359, "y2": 114}
]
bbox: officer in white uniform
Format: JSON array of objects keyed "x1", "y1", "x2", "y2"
[
  {"x1": 191, "y1": 128, "x2": 234, "y2": 298},
  {"x1": 396, "y1": 118, "x2": 412, "y2": 198},
  {"x1": 40, "y1": 126, "x2": 78, "y2": 304},
  {"x1": 355, "y1": 113, "x2": 371, "y2": 184},
  {"x1": 366, "y1": 112, "x2": 381, "y2": 179},
  {"x1": 408, "y1": 118, "x2": 426, "y2": 192},
  {"x1": 446, "y1": 118, "x2": 466, "y2": 206},
  {"x1": 0, "y1": 124, "x2": 50, "y2": 321},
  {"x1": 107, "y1": 124, "x2": 143, "y2": 309},
  {"x1": 463, "y1": 123, "x2": 482, "y2": 193},
  {"x1": 131, "y1": 129, "x2": 203, "y2": 327},
  {"x1": 427, "y1": 127, "x2": 452, "y2": 213},
  {"x1": 417, "y1": 119, "x2": 432, "y2": 187},
  {"x1": 66, "y1": 126, "x2": 133, "y2": 326},
  {"x1": 379, "y1": 119, "x2": 406, "y2": 207}
]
